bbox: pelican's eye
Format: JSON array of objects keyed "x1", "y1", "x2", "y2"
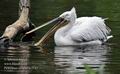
[
  {"x1": 65, "y1": 14, "x2": 69, "y2": 17},
  {"x1": 64, "y1": 14, "x2": 71, "y2": 20}
]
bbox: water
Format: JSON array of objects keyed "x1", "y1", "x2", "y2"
[{"x1": 0, "y1": 0, "x2": 120, "y2": 74}]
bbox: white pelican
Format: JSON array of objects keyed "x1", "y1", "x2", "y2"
[
  {"x1": 26, "y1": 7, "x2": 113, "y2": 46},
  {"x1": 54, "y1": 7, "x2": 112, "y2": 46}
]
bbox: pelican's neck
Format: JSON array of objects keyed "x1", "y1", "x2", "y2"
[
  {"x1": 60, "y1": 20, "x2": 74, "y2": 33},
  {"x1": 54, "y1": 21, "x2": 74, "y2": 46},
  {"x1": 55, "y1": 20, "x2": 74, "y2": 40},
  {"x1": 54, "y1": 19, "x2": 76, "y2": 46}
]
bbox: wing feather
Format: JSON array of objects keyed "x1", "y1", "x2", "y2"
[{"x1": 70, "y1": 17, "x2": 111, "y2": 42}]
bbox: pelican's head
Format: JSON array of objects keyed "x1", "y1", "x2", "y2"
[{"x1": 59, "y1": 7, "x2": 77, "y2": 23}]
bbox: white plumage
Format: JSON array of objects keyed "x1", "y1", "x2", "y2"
[{"x1": 54, "y1": 7, "x2": 112, "y2": 46}]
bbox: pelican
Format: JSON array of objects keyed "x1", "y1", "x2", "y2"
[
  {"x1": 53, "y1": 7, "x2": 112, "y2": 46},
  {"x1": 27, "y1": 7, "x2": 113, "y2": 46}
]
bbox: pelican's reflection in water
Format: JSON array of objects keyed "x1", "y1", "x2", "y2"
[{"x1": 54, "y1": 45, "x2": 110, "y2": 74}]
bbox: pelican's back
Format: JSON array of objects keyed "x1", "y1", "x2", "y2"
[{"x1": 70, "y1": 16, "x2": 111, "y2": 42}]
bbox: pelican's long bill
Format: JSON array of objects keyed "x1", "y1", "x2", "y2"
[
  {"x1": 34, "y1": 17, "x2": 69, "y2": 46},
  {"x1": 25, "y1": 17, "x2": 60, "y2": 35}
]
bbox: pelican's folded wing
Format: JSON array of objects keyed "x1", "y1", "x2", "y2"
[{"x1": 70, "y1": 17, "x2": 111, "y2": 42}]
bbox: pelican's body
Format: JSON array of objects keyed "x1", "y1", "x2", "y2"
[{"x1": 54, "y1": 8, "x2": 112, "y2": 46}]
